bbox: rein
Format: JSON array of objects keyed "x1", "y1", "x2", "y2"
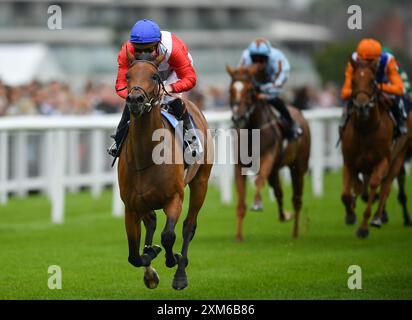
[
  {"x1": 350, "y1": 66, "x2": 383, "y2": 135},
  {"x1": 124, "y1": 59, "x2": 170, "y2": 172},
  {"x1": 126, "y1": 59, "x2": 172, "y2": 116}
]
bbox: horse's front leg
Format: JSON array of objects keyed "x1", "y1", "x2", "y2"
[
  {"x1": 372, "y1": 152, "x2": 410, "y2": 227},
  {"x1": 125, "y1": 209, "x2": 153, "y2": 270},
  {"x1": 173, "y1": 166, "x2": 211, "y2": 290},
  {"x1": 397, "y1": 166, "x2": 412, "y2": 226},
  {"x1": 341, "y1": 164, "x2": 356, "y2": 225},
  {"x1": 162, "y1": 194, "x2": 183, "y2": 270},
  {"x1": 142, "y1": 211, "x2": 162, "y2": 289},
  {"x1": 357, "y1": 158, "x2": 389, "y2": 238},
  {"x1": 251, "y1": 151, "x2": 275, "y2": 212}
]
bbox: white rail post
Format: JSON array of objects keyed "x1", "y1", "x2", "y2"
[
  {"x1": 15, "y1": 131, "x2": 28, "y2": 197},
  {"x1": 43, "y1": 130, "x2": 55, "y2": 198},
  {"x1": 91, "y1": 129, "x2": 104, "y2": 198},
  {"x1": 112, "y1": 163, "x2": 124, "y2": 217},
  {"x1": 67, "y1": 130, "x2": 80, "y2": 193},
  {"x1": 0, "y1": 131, "x2": 8, "y2": 205},
  {"x1": 51, "y1": 130, "x2": 66, "y2": 225},
  {"x1": 216, "y1": 125, "x2": 233, "y2": 204},
  {"x1": 329, "y1": 120, "x2": 341, "y2": 171},
  {"x1": 310, "y1": 119, "x2": 325, "y2": 197}
]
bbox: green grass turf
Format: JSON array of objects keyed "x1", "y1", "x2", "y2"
[{"x1": 0, "y1": 171, "x2": 411, "y2": 300}]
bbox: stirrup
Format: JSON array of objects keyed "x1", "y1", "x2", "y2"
[
  {"x1": 288, "y1": 123, "x2": 302, "y2": 140},
  {"x1": 107, "y1": 141, "x2": 118, "y2": 157},
  {"x1": 183, "y1": 126, "x2": 203, "y2": 160}
]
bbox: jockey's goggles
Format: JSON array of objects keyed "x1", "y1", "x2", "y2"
[
  {"x1": 133, "y1": 42, "x2": 158, "y2": 54},
  {"x1": 251, "y1": 54, "x2": 268, "y2": 64}
]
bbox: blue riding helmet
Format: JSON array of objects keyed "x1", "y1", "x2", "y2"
[
  {"x1": 130, "y1": 19, "x2": 161, "y2": 44},
  {"x1": 248, "y1": 39, "x2": 271, "y2": 57}
]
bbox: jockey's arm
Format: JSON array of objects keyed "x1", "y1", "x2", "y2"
[
  {"x1": 115, "y1": 42, "x2": 130, "y2": 100},
  {"x1": 341, "y1": 62, "x2": 354, "y2": 100},
  {"x1": 273, "y1": 60, "x2": 289, "y2": 87},
  {"x1": 380, "y1": 58, "x2": 404, "y2": 96},
  {"x1": 167, "y1": 35, "x2": 197, "y2": 93},
  {"x1": 237, "y1": 50, "x2": 249, "y2": 68}
]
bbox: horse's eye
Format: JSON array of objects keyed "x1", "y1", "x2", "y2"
[
  {"x1": 152, "y1": 74, "x2": 159, "y2": 81},
  {"x1": 126, "y1": 73, "x2": 130, "y2": 80}
]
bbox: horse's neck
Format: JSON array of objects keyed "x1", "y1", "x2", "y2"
[
  {"x1": 127, "y1": 107, "x2": 163, "y2": 168},
  {"x1": 249, "y1": 101, "x2": 266, "y2": 128},
  {"x1": 353, "y1": 104, "x2": 381, "y2": 132}
]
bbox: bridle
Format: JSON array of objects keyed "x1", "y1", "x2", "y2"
[
  {"x1": 126, "y1": 59, "x2": 171, "y2": 117},
  {"x1": 351, "y1": 82, "x2": 379, "y2": 109},
  {"x1": 351, "y1": 63, "x2": 380, "y2": 111},
  {"x1": 229, "y1": 79, "x2": 258, "y2": 127}
]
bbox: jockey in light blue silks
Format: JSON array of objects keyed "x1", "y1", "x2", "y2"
[{"x1": 239, "y1": 38, "x2": 302, "y2": 140}]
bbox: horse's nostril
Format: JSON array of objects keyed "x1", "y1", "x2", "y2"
[
  {"x1": 136, "y1": 95, "x2": 145, "y2": 103},
  {"x1": 128, "y1": 94, "x2": 145, "y2": 104}
]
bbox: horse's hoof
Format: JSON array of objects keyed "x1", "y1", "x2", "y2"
[
  {"x1": 143, "y1": 267, "x2": 160, "y2": 289},
  {"x1": 251, "y1": 203, "x2": 263, "y2": 212},
  {"x1": 280, "y1": 212, "x2": 293, "y2": 222},
  {"x1": 370, "y1": 218, "x2": 382, "y2": 228},
  {"x1": 172, "y1": 272, "x2": 188, "y2": 291},
  {"x1": 356, "y1": 228, "x2": 369, "y2": 239},
  {"x1": 345, "y1": 214, "x2": 357, "y2": 225},
  {"x1": 235, "y1": 234, "x2": 243, "y2": 242},
  {"x1": 404, "y1": 220, "x2": 412, "y2": 227}
]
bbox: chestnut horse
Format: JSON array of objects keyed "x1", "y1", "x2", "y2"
[
  {"x1": 226, "y1": 64, "x2": 311, "y2": 240},
  {"x1": 341, "y1": 58, "x2": 412, "y2": 238},
  {"x1": 118, "y1": 51, "x2": 213, "y2": 290}
]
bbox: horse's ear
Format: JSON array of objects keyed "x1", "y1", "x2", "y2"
[
  {"x1": 155, "y1": 54, "x2": 166, "y2": 66},
  {"x1": 226, "y1": 64, "x2": 235, "y2": 77},
  {"x1": 125, "y1": 45, "x2": 135, "y2": 66}
]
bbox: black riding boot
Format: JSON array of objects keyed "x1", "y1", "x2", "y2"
[
  {"x1": 168, "y1": 98, "x2": 201, "y2": 157},
  {"x1": 269, "y1": 97, "x2": 302, "y2": 140},
  {"x1": 339, "y1": 101, "x2": 353, "y2": 137},
  {"x1": 392, "y1": 98, "x2": 408, "y2": 136},
  {"x1": 107, "y1": 106, "x2": 130, "y2": 157}
]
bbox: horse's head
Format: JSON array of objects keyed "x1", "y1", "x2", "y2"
[
  {"x1": 226, "y1": 64, "x2": 259, "y2": 128},
  {"x1": 125, "y1": 47, "x2": 166, "y2": 117},
  {"x1": 350, "y1": 58, "x2": 379, "y2": 119}
]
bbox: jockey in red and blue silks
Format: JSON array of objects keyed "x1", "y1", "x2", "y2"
[
  {"x1": 108, "y1": 19, "x2": 198, "y2": 158},
  {"x1": 239, "y1": 38, "x2": 302, "y2": 140}
]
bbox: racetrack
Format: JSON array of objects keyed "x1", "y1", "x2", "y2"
[{"x1": 0, "y1": 172, "x2": 411, "y2": 299}]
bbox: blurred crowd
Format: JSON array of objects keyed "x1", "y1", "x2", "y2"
[
  {"x1": 0, "y1": 79, "x2": 343, "y2": 117},
  {"x1": 0, "y1": 79, "x2": 123, "y2": 117}
]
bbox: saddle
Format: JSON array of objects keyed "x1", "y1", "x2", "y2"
[{"x1": 160, "y1": 107, "x2": 203, "y2": 168}]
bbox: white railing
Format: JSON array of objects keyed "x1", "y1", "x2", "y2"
[{"x1": 0, "y1": 107, "x2": 343, "y2": 223}]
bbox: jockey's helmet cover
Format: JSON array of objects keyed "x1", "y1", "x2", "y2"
[
  {"x1": 248, "y1": 38, "x2": 271, "y2": 57},
  {"x1": 130, "y1": 19, "x2": 161, "y2": 44},
  {"x1": 357, "y1": 38, "x2": 382, "y2": 60}
]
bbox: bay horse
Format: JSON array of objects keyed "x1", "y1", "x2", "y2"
[
  {"x1": 341, "y1": 58, "x2": 412, "y2": 238},
  {"x1": 226, "y1": 64, "x2": 311, "y2": 240},
  {"x1": 118, "y1": 50, "x2": 213, "y2": 290}
]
